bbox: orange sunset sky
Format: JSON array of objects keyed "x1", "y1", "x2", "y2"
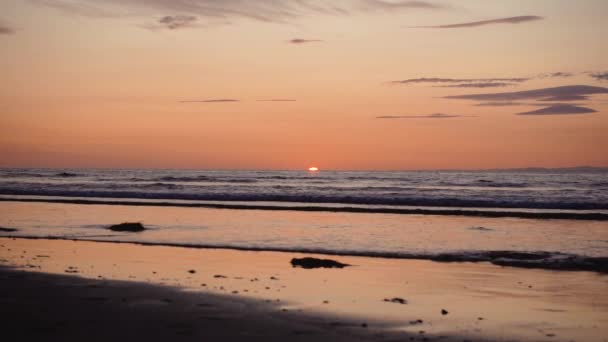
[{"x1": 1, "y1": 0, "x2": 607, "y2": 170}]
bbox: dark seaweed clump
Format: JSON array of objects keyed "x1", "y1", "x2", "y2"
[
  {"x1": 108, "y1": 222, "x2": 146, "y2": 232},
  {"x1": 290, "y1": 257, "x2": 350, "y2": 269}
]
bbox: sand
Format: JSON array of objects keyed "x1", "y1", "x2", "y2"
[{"x1": 1, "y1": 237, "x2": 607, "y2": 341}]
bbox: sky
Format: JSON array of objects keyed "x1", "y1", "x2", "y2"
[{"x1": 0, "y1": 0, "x2": 607, "y2": 170}]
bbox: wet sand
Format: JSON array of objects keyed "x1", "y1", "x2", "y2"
[
  {"x1": 1, "y1": 237, "x2": 607, "y2": 341},
  {"x1": 0, "y1": 268, "x2": 380, "y2": 342}
]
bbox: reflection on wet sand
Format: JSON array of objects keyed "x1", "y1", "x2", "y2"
[{"x1": 1, "y1": 238, "x2": 607, "y2": 341}]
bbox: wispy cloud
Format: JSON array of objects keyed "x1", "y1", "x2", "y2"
[
  {"x1": 33, "y1": 0, "x2": 443, "y2": 24},
  {"x1": 475, "y1": 101, "x2": 590, "y2": 108},
  {"x1": 392, "y1": 72, "x2": 581, "y2": 87},
  {"x1": 377, "y1": 113, "x2": 467, "y2": 119},
  {"x1": 538, "y1": 94, "x2": 589, "y2": 102},
  {"x1": 444, "y1": 85, "x2": 608, "y2": 102},
  {"x1": 156, "y1": 15, "x2": 198, "y2": 30},
  {"x1": 518, "y1": 104, "x2": 597, "y2": 116},
  {"x1": 590, "y1": 72, "x2": 608, "y2": 81},
  {"x1": 414, "y1": 15, "x2": 543, "y2": 28},
  {"x1": 391, "y1": 77, "x2": 529, "y2": 86},
  {"x1": 0, "y1": 21, "x2": 15, "y2": 35},
  {"x1": 446, "y1": 85, "x2": 607, "y2": 115},
  {"x1": 538, "y1": 72, "x2": 573, "y2": 78},
  {"x1": 435, "y1": 82, "x2": 514, "y2": 88},
  {"x1": 474, "y1": 101, "x2": 528, "y2": 107},
  {"x1": 289, "y1": 38, "x2": 322, "y2": 44},
  {"x1": 365, "y1": 0, "x2": 441, "y2": 9},
  {"x1": 180, "y1": 99, "x2": 239, "y2": 103}
]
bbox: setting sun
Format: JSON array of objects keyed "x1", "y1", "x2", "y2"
[{"x1": 308, "y1": 167, "x2": 319, "y2": 172}]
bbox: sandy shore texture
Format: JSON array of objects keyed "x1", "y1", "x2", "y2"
[{"x1": 1, "y1": 237, "x2": 607, "y2": 341}]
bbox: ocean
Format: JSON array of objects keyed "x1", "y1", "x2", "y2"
[{"x1": 1, "y1": 167, "x2": 607, "y2": 272}]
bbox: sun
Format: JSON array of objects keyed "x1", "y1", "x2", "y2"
[{"x1": 308, "y1": 166, "x2": 319, "y2": 172}]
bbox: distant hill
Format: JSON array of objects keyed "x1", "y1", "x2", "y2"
[{"x1": 480, "y1": 166, "x2": 608, "y2": 173}]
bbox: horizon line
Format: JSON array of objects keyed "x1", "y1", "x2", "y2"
[{"x1": 1, "y1": 165, "x2": 607, "y2": 172}]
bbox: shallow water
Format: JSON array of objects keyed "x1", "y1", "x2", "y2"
[{"x1": 1, "y1": 201, "x2": 607, "y2": 271}]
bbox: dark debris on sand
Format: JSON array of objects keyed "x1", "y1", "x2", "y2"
[
  {"x1": 108, "y1": 222, "x2": 146, "y2": 232},
  {"x1": 290, "y1": 257, "x2": 350, "y2": 269},
  {"x1": 383, "y1": 297, "x2": 407, "y2": 304}
]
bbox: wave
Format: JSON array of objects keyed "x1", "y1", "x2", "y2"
[
  {"x1": 474, "y1": 179, "x2": 529, "y2": 188},
  {"x1": 437, "y1": 180, "x2": 529, "y2": 188},
  {"x1": 140, "y1": 182, "x2": 184, "y2": 189},
  {"x1": 0, "y1": 172, "x2": 47, "y2": 178},
  {"x1": 4, "y1": 235, "x2": 607, "y2": 273},
  {"x1": 0, "y1": 186, "x2": 607, "y2": 210},
  {"x1": 0, "y1": 171, "x2": 82, "y2": 178},
  {"x1": 55, "y1": 172, "x2": 80, "y2": 178},
  {"x1": 1, "y1": 196, "x2": 607, "y2": 220},
  {"x1": 126, "y1": 176, "x2": 258, "y2": 183}
]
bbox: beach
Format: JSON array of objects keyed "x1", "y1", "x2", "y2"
[{"x1": 2, "y1": 237, "x2": 607, "y2": 341}]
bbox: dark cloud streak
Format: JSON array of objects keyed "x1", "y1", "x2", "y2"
[
  {"x1": 0, "y1": 21, "x2": 15, "y2": 34},
  {"x1": 474, "y1": 101, "x2": 527, "y2": 107},
  {"x1": 539, "y1": 72, "x2": 573, "y2": 78},
  {"x1": 518, "y1": 104, "x2": 597, "y2": 116},
  {"x1": 157, "y1": 15, "x2": 197, "y2": 29},
  {"x1": 32, "y1": 0, "x2": 443, "y2": 24},
  {"x1": 590, "y1": 72, "x2": 608, "y2": 81},
  {"x1": 289, "y1": 38, "x2": 322, "y2": 44},
  {"x1": 391, "y1": 77, "x2": 529, "y2": 85},
  {"x1": 414, "y1": 15, "x2": 543, "y2": 28},
  {"x1": 180, "y1": 99, "x2": 239, "y2": 103},
  {"x1": 435, "y1": 82, "x2": 514, "y2": 88},
  {"x1": 538, "y1": 95, "x2": 589, "y2": 102},
  {"x1": 377, "y1": 113, "x2": 467, "y2": 119},
  {"x1": 445, "y1": 85, "x2": 608, "y2": 102}
]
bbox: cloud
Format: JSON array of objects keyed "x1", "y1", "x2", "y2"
[
  {"x1": 392, "y1": 72, "x2": 578, "y2": 87},
  {"x1": 362, "y1": 0, "x2": 441, "y2": 10},
  {"x1": 444, "y1": 85, "x2": 608, "y2": 102},
  {"x1": 538, "y1": 72, "x2": 573, "y2": 78},
  {"x1": 590, "y1": 72, "x2": 608, "y2": 81},
  {"x1": 518, "y1": 104, "x2": 597, "y2": 116},
  {"x1": 414, "y1": 15, "x2": 543, "y2": 28},
  {"x1": 474, "y1": 101, "x2": 528, "y2": 107},
  {"x1": 289, "y1": 38, "x2": 322, "y2": 44},
  {"x1": 0, "y1": 21, "x2": 15, "y2": 34},
  {"x1": 180, "y1": 99, "x2": 239, "y2": 103},
  {"x1": 391, "y1": 77, "x2": 529, "y2": 85},
  {"x1": 475, "y1": 101, "x2": 588, "y2": 107},
  {"x1": 435, "y1": 82, "x2": 514, "y2": 88},
  {"x1": 538, "y1": 95, "x2": 589, "y2": 102},
  {"x1": 257, "y1": 99, "x2": 297, "y2": 102},
  {"x1": 377, "y1": 113, "x2": 466, "y2": 119},
  {"x1": 32, "y1": 0, "x2": 443, "y2": 24},
  {"x1": 157, "y1": 15, "x2": 198, "y2": 29}
]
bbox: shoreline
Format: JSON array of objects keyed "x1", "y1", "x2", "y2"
[
  {"x1": 3, "y1": 234, "x2": 608, "y2": 274},
  {"x1": 1, "y1": 196, "x2": 607, "y2": 221},
  {"x1": 2, "y1": 237, "x2": 608, "y2": 342}
]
